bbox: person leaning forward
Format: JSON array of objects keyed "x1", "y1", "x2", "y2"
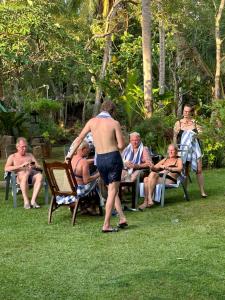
[
  {"x1": 4, "y1": 137, "x2": 43, "y2": 209},
  {"x1": 66, "y1": 100, "x2": 127, "y2": 233}
]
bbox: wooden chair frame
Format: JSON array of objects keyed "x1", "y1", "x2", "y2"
[{"x1": 43, "y1": 160, "x2": 79, "y2": 225}]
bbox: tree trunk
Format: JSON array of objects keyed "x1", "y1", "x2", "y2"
[
  {"x1": 214, "y1": 0, "x2": 225, "y2": 100},
  {"x1": 141, "y1": 0, "x2": 153, "y2": 117},
  {"x1": 93, "y1": 0, "x2": 122, "y2": 116},
  {"x1": 0, "y1": 58, "x2": 4, "y2": 100},
  {"x1": 159, "y1": 19, "x2": 165, "y2": 95},
  {"x1": 82, "y1": 86, "x2": 91, "y2": 124},
  {"x1": 93, "y1": 35, "x2": 112, "y2": 116}
]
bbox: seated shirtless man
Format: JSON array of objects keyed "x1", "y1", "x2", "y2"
[
  {"x1": 4, "y1": 137, "x2": 43, "y2": 209},
  {"x1": 122, "y1": 132, "x2": 152, "y2": 182},
  {"x1": 71, "y1": 141, "x2": 100, "y2": 214},
  {"x1": 66, "y1": 100, "x2": 127, "y2": 233}
]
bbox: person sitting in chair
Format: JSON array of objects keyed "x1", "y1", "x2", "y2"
[
  {"x1": 4, "y1": 137, "x2": 43, "y2": 209},
  {"x1": 139, "y1": 144, "x2": 183, "y2": 210},
  {"x1": 71, "y1": 141, "x2": 100, "y2": 214},
  {"x1": 122, "y1": 132, "x2": 152, "y2": 182}
]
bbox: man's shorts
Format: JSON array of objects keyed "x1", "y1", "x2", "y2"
[{"x1": 96, "y1": 151, "x2": 123, "y2": 185}]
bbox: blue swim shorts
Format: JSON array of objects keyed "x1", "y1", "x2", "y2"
[{"x1": 96, "y1": 151, "x2": 123, "y2": 185}]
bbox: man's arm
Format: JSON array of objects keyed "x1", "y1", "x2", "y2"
[
  {"x1": 114, "y1": 121, "x2": 125, "y2": 151},
  {"x1": 136, "y1": 146, "x2": 152, "y2": 169},
  {"x1": 82, "y1": 161, "x2": 99, "y2": 185},
  {"x1": 29, "y1": 154, "x2": 42, "y2": 169},
  {"x1": 66, "y1": 120, "x2": 92, "y2": 159}
]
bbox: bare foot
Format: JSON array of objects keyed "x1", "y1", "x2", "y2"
[
  {"x1": 147, "y1": 201, "x2": 154, "y2": 208},
  {"x1": 139, "y1": 201, "x2": 148, "y2": 211}
]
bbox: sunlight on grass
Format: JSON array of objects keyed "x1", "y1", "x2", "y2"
[{"x1": 1, "y1": 160, "x2": 225, "y2": 299}]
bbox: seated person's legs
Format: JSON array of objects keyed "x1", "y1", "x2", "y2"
[
  {"x1": 139, "y1": 171, "x2": 159, "y2": 209},
  {"x1": 17, "y1": 172, "x2": 31, "y2": 208},
  {"x1": 30, "y1": 172, "x2": 43, "y2": 207}
]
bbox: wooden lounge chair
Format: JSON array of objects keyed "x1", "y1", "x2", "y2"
[{"x1": 43, "y1": 160, "x2": 79, "y2": 225}]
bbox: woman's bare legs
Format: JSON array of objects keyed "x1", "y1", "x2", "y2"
[
  {"x1": 147, "y1": 172, "x2": 159, "y2": 206},
  {"x1": 139, "y1": 177, "x2": 149, "y2": 209},
  {"x1": 139, "y1": 172, "x2": 159, "y2": 209}
]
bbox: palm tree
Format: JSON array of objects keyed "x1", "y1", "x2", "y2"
[{"x1": 141, "y1": 0, "x2": 153, "y2": 117}]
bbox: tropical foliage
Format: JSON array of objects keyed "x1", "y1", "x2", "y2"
[{"x1": 1, "y1": 0, "x2": 225, "y2": 166}]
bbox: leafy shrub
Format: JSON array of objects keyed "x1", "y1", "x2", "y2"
[
  {"x1": 133, "y1": 112, "x2": 176, "y2": 155},
  {"x1": 39, "y1": 119, "x2": 69, "y2": 144},
  {"x1": 24, "y1": 97, "x2": 62, "y2": 115},
  {"x1": 199, "y1": 101, "x2": 225, "y2": 168},
  {"x1": 0, "y1": 112, "x2": 29, "y2": 138}
]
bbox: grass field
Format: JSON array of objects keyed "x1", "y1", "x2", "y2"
[{"x1": 1, "y1": 156, "x2": 225, "y2": 299}]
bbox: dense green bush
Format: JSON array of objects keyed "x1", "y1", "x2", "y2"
[
  {"x1": 0, "y1": 112, "x2": 29, "y2": 138},
  {"x1": 133, "y1": 112, "x2": 176, "y2": 155},
  {"x1": 200, "y1": 102, "x2": 225, "y2": 168}
]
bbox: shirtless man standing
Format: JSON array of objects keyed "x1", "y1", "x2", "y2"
[
  {"x1": 5, "y1": 137, "x2": 43, "y2": 209},
  {"x1": 66, "y1": 100, "x2": 127, "y2": 233}
]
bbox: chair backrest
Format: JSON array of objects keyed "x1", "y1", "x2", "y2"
[{"x1": 43, "y1": 160, "x2": 78, "y2": 197}]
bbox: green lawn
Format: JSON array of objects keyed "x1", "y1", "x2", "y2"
[{"x1": 1, "y1": 158, "x2": 225, "y2": 299}]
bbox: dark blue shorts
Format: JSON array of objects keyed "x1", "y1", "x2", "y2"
[{"x1": 96, "y1": 151, "x2": 123, "y2": 185}]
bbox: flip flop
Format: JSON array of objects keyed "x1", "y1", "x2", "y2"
[
  {"x1": 117, "y1": 222, "x2": 128, "y2": 229},
  {"x1": 24, "y1": 203, "x2": 31, "y2": 209},
  {"x1": 102, "y1": 227, "x2": 119, "y2": 233},
  {"x1": 31, "y1": 203, "x2": 40, "y2": 209},
  {"x1": 201, "y1": 194, "x2": 208, "y2": 198},
  {"x1": 147, "y1": 202, "x2": 154, "y2": 208}
]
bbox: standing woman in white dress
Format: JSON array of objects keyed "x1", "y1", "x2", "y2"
[{"x1": 173, "y1": 104, "x2": 207, "y2": 198}]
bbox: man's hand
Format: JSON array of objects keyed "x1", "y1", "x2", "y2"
[
  {"x1": 124, "y1": 161, "x2": 135, "y2": 169},
  {"x1": 148, "y1": 161, "x2": 154, "y2": 169}
]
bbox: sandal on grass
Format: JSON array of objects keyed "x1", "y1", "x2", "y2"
[
  {"x1": 138, "y1": 202, "x2": 147, "y2": 211},
  {"x1": 147, "y1": 202, "x2": 154, "y2": 208},
  {"x1": 24, "y1": 203, "x2": 31, "y2": 209},
  {"x1": 31, "y1": 202, "x2": 40, "y2": 209},
  {"x1": 117, "y1": 222, "x2": 128, "y2": 229},
  {"x1": 102, "y1": 227, "x2": 119, "y2": 233}
]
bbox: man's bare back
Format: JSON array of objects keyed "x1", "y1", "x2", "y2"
[
  {"x1": 66, "y1": 100, "x2": 127, "y2": 232},
  {"x1": 66, "y1": 115, "x2": 124, "y2": 158},
  {"x1": 85, "y1": 117, "x2": 124, "y2": 154}
]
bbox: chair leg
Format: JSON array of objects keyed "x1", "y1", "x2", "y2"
[
  {"x1": 134, "y1": 175, "x2": 141, "y2": 208},
  {"x1": 131, "y1": 183, "x2": 136, "y2": 209},
  {"x1": 181, "y1": 182, "x2": 190, "y2": 201},
  {"x1": 44, "y1": 179, "x2": 49, "y2": 205},
  {"x1": 11, "y1": 173, "x2": 17, "y2": 208},
  {"x1": 96, "y1": 190, "x2": 104, "y2": 216},
  {"x1": 5, "y1": 175, "x2": 10, "y2": 201},
  {"x1": 48, "y1": 197, "x2": 54, "y2": 224},
  {"x1": 71, "y1": 200, "x2": 79, "y2": 226},
  {"x1": 160, "y1": 185, "x2": 166, "y2": 207}
]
